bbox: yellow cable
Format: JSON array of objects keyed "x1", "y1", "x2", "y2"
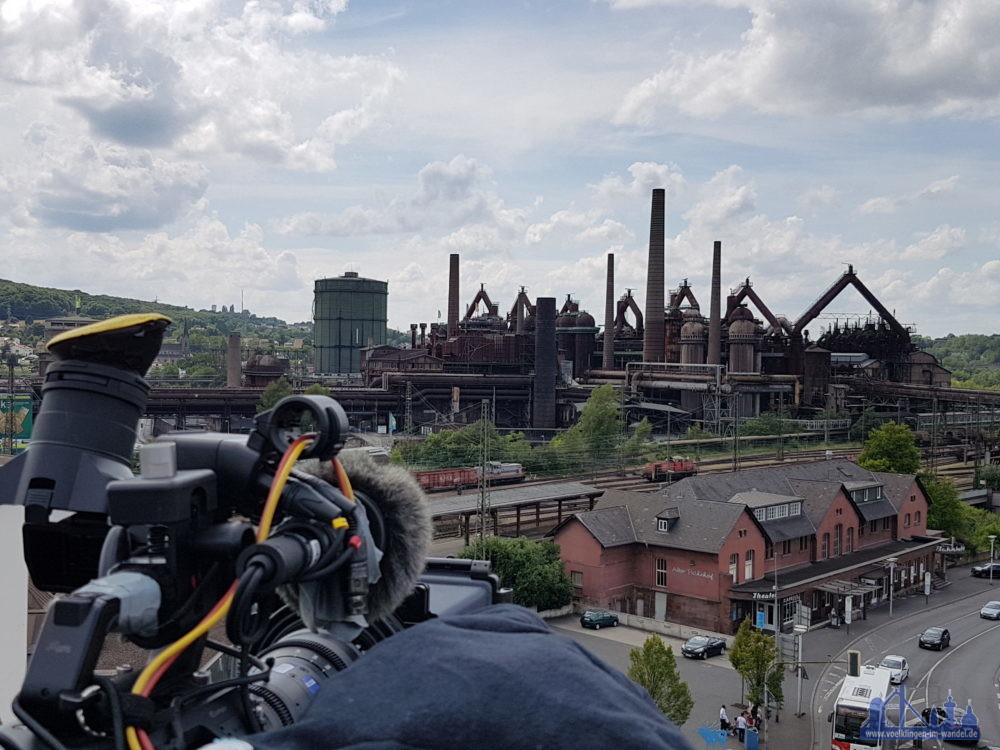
[
  {"x1": 333, "y1": 457, "x2": 355, "y2": 501},
  {"x1": 125, "y1": 436, "x2": 313, "y2": 750}
]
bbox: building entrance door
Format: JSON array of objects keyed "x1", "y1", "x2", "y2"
[{"x1": 654, "y1": 592, "x2": 667, "y2": 620}]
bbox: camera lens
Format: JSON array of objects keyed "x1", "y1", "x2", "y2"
[{"x1": 251, "y1": 631, "x2": 360, "y2": 729}]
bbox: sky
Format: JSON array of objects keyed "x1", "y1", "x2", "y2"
[{"x1": 1, "y1": 0, "x2": 999, "y2": 338}]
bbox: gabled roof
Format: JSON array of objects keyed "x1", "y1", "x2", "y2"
[{"x1": 565, "y1": 489, "x2": 748, "y2": 553}]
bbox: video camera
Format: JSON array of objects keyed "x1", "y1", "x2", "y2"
[{"x1": 0, "y1": 314, "x2": 508, "y2": 750}]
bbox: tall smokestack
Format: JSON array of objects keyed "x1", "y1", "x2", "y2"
[
  {"x1": 643, "y1": 188, "x2": 666, "y2": 362},
  {"x1": 419, "y1": 322, "x2": 427, "y2": 345},
  {"x1": 226, "y1": 332, "x2": 241, "y2": 388},
  {"x1": 532, "y1": 297, "x2": 557, "y2": 429},
  {"x1": 602, "y1": 253, "x2": 615, "y2": 370},
  {"x1": 410, "y1": 323, "x2": 418, "y2": 349},
  {"x1": 447, "y1": 253, "x2": 460, "y2": 338},
  {"x1": 707, "y1": 240, "x2": 722, "y2": 365}
]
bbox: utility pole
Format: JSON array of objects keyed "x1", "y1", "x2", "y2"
[
  {"x1": 477, "y1": 399, "x2": 491, "y2": 542},
  {"x1": 404, "y1": 381, "x2": 413, "y2": 434},
  {"x1": 2, "y1": 346, "x2": 13, "y2": 455},
  {"x1": 777, "y1": 392, "x2": 785, "y2": 461}
]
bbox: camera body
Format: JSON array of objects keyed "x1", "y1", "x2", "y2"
[{"x1": 0, "y1": 315, "x2": 508, "y2": 750}]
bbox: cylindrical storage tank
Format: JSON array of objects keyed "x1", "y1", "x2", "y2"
[
  {"x1": 679, "y1": 308, "x2": 706, "y2": 366},
  {"x1": 314, "y1": 272, "x2": 388, "y2": 375},
  {"x1": 727, "y1": 306, "x2": 759, "y2": 374}
]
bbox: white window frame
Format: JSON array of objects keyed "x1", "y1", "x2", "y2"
[{"x1": 655, "y1": 558, "x2": 668, "y2": 587}]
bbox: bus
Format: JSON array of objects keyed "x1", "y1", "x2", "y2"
[{"x1": 832, "y1": 664, "x2": 892, "y2": 750}]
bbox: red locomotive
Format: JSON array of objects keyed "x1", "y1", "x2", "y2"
[{"x1": 640, "y1": 457, "x2": 697, "y2": 482}]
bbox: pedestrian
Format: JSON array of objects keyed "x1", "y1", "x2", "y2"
[
  {"x1": 719, "y1": 704, "x2": 730, "y2": 733},
  {"x1": 736, "y1": 712, "x2": 747, "y2": 742}
]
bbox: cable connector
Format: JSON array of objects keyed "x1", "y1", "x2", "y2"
[{"x1": 347, "y1": 560, "x2": 369, "y2": 616}]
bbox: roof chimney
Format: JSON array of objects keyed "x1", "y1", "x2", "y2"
[
  {"x1": 643, "y1": 188, "x2": 666, "y2": 362},
  {"x1": 707, "y1": 240, "x2": 722, "y2": 365},
  {"x1": 602, "y1": 253, "x2": 615, "y2": 370}
]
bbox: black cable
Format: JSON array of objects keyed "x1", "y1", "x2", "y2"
[
  {"x1": 239, "y1": 648, "x2": 263, "y2": 734},
  {"x1": 205, "y1": 639, "x2": 267, "y2": 671},
  {"x1": 227, "y1": 563, "x2": 266, "y2": 648},
  {"x1": 171, "y1": 662, "x2": 273, "y2": 708},
  {"x1": 93, "y1": 676, "x2": 126, "y2": 750},
  {"x1": 298, "y1": 544, "x2": 354, "y2": 582},
  {"x1": 11, "y1": 697, "x2": 68, "y2": 750}
]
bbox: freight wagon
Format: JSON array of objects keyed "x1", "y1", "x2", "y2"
[
  {"x1": 640, "y1": 457, "x2": 697, "y2": 482},
  {"x1": 412, "y1": 461, "x2": 526, "y2": 493}
]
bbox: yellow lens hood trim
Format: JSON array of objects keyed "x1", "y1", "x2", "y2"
[{"x1": 47, "y1": 313, "x2": 173, "y2": 351}]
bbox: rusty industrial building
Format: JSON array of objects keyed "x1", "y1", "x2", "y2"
[{"x1": 358, "y1": 188, "x2": 954, "y2": 435}]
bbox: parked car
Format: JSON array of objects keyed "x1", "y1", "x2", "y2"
[
  {"x1": 918, "y1": 626, "x2": 951, "y2": 650},
  {"x1": 879, "y1": 654, "x2": 909, "y2": 684},
  {"x1": 970, "y1": 562, "x2": 1000, "y2": 578},
  {"x1": 580, "y1": 609, "x2": 619, "y2": 630},
  {"x1": 681, "y1": 635, "x2": 726, "y2": 659},
  {"x1": 981, "y1": 601, "x2": 1000, "y2": 620}
]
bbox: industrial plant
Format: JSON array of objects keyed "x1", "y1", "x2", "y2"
[{"x1": 312, "y1": 188, "x2": 954, "y2": 435}]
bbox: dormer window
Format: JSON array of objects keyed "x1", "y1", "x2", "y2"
[{"x1": 656, "y1": 506, "x2": 680, "y2": 532}]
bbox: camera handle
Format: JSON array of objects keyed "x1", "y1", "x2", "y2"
[{"x1": 18, "y1": 572, "x2": 160, "y2": 737}]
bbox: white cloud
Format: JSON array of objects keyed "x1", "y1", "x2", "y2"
[
  {"x1": 858, "y1": 196, "x2": 898, "y2": 215},
  {"x1": 683, "y1": 166, "x2": 756, "y2": 228},
  {"x1": 901, "y1": 224, "x2": 965, "y2": 260},
  {"x1": 591, "y1": 161, "x2": 686, "y2": 202},
  {"x1": 797, "y1": 185, "x2": 839, "y2": 212},
  {"x1": 918, "y1": 175, "x2": 960, "y2": 198},
  {"x1": 614, "y1": 1, "x2": 1000, "y2": 123},
  {"x1": 276, "y1": 155, "x2": 511, "y2": 236},
  {"x1": 858, "y1": 174, "x2": 961, "y2": 215},
  {"x1": 0, "y1": 0, "x2": 399, "y2": 171}
]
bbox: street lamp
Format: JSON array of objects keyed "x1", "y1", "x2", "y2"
[
  {"x1": 989, "y1": 535, "x2": 997, "y2": 586},
  {"x1": 886, "y1": 557, "x2": 898, "y2": 617}
]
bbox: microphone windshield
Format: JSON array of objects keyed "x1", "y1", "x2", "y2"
[{"x1": 292, "y1": 450, "x2": 432, "y2": 624}]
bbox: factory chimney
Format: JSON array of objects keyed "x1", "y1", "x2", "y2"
[
  {"x1": 643, "y1": 188, "x2": 666, "y2": 362},
  {"x1": 410, "y1": 323, "x2": 418, "y2": 349},
  {"x1": 707, "y1": 240, "x2": 722, "y2": 365},
  {"x1": 226, "y1": 332, "x2": 241, "y2": 387},
  {"x1": 532, "y1": 297, "x2": 557, "y2": 429},
  {"x1": 602, "y1": 253, "x2": 615, "y2": 370},
  {"x1": 447, "y1": 253, "x2": 460, "y2": 338}
]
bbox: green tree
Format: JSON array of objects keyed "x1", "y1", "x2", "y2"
[
  {"x1": 257, "y1": 377, "x2": 294, "y2": 412},
  {"x1": 849, "y1": 407, "x2": 884, "y2": 441},
  {"x1": 921, "y1": 473, "x2": 966, "y2": 538},
  {"x1": 857, "y1": 421, "x2": 920, "y2": 474},
  {"x1": 459, "y1": 537, "x2": 572, "y2": 611},
  {"x1": 547, "y1": 385, "x2": 626, "y2": 470},
  {"x1": 728, "y1": 618, "x2": 783, "y2": 709},
  {"x1": 627, "y1": 636, "x2": 694, "y2": 726},
  {"x1": 741, "y1": 412, "x2": 791, "y2": 436},
  {"x1": 303, "y1": 383, "x2": 331, "y2": 397},
  {"x1": 978, "y1": 465, "x2": 1000, "y2": 491}
]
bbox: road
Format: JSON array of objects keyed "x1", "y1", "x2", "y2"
[
  {"x1": 549, "y1": 615, "x2": 794, "y2": 749},
  {"x1": 807, "y1": 565, "x2": 1000, "y2": 749}
]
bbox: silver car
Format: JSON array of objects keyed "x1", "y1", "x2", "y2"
[
  {"x1": 981, "y1": 601, "x2": 1000, "y2": 620},
  {"x1": 879, "y1": 655, "x2": 909, "y2": 684}
]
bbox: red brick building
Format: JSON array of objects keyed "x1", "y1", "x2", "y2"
[{"x1": 551, "y1": 460, "x2": 940, "y2": 634}]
